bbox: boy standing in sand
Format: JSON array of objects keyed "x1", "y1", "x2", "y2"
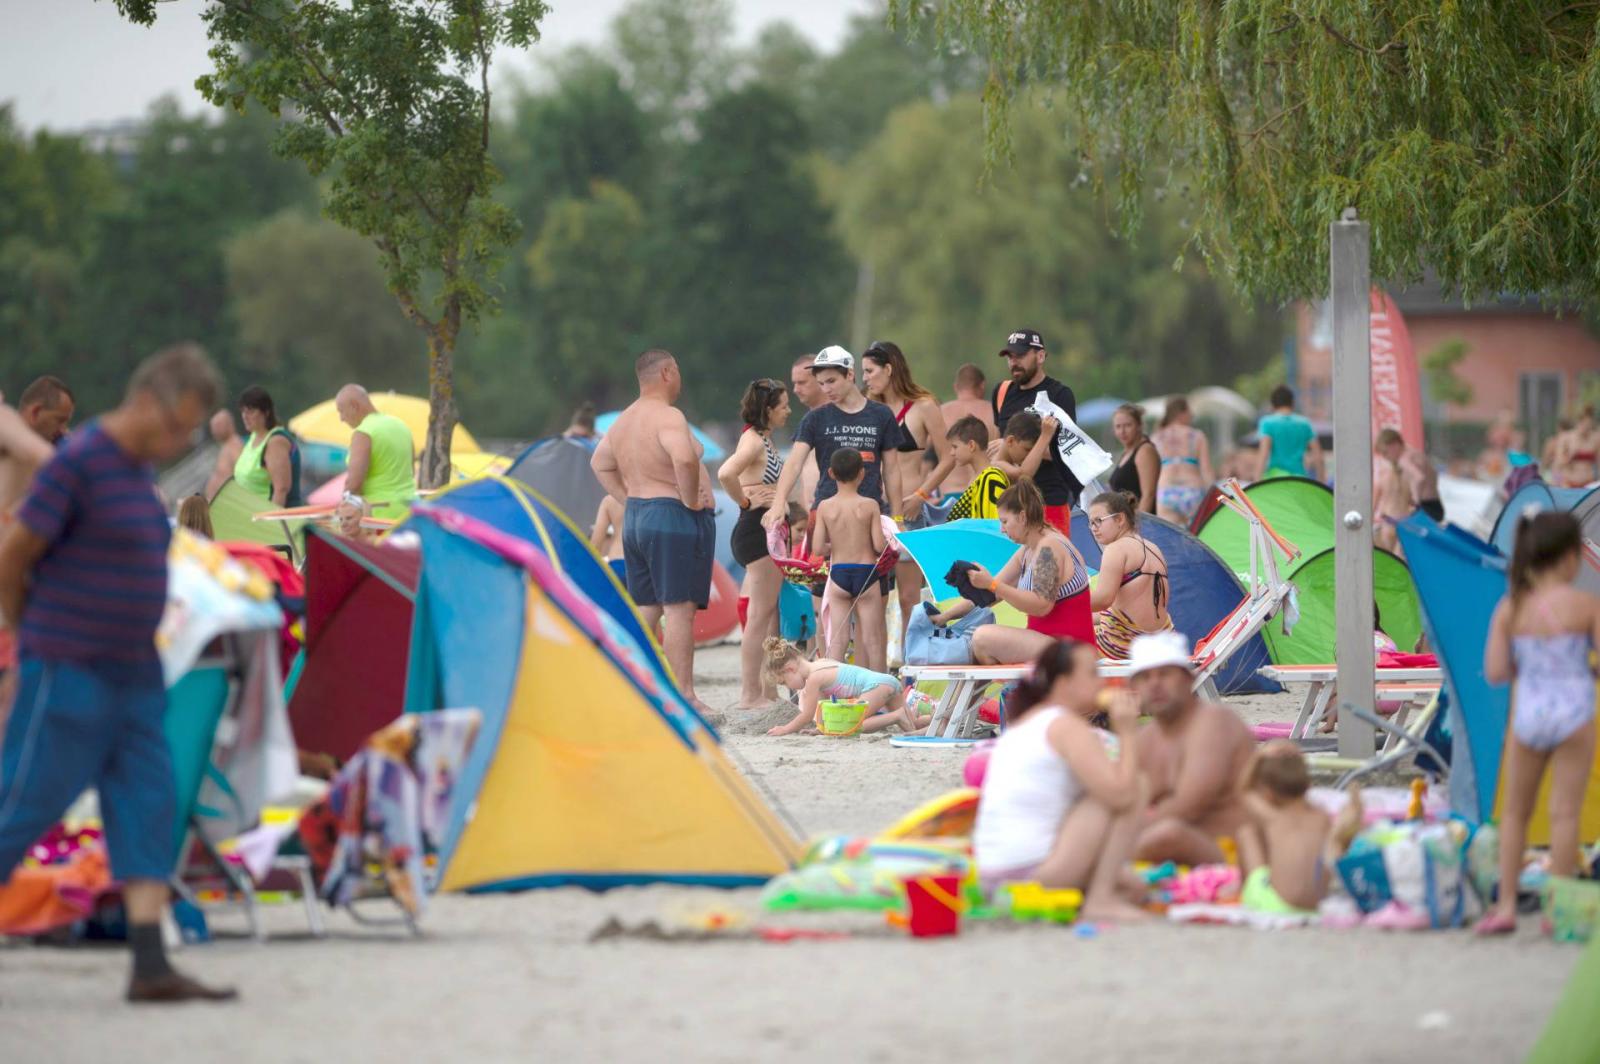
[
  {"x1": 812, "y1": 448, "x2": 888, "y2": 662},
  {"x1": 1236, "y1": 740, "x2": 1359, "y2": 913}
]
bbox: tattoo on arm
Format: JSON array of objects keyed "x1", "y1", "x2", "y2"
[{"x1": 1033, "y1": 545, "x2": 1060, "y2": 599}]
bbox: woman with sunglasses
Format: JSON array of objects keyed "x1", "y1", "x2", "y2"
[
  {"x1": 861, "y1": 341, "x2": 950, "y2": 641},
  {"x1": 717, "y1": 378, "x2": 793, "y2": 709},
  {"x1": 1086, "y1": 491, "x2": 1173, "y2": 660}
]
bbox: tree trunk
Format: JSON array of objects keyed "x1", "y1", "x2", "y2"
[{"x1": 420, "y1": 319, "x2": 459, "y2": 490}]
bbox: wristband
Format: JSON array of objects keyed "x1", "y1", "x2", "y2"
[{"x1": 914, "y1": 489, "x2": 933, "y2": 502}]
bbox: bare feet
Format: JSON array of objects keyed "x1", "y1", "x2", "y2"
[{"x1": 1080, "y1": 898, "x2": 1151, "y2": 923}]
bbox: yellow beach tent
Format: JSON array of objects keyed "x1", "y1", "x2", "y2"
[
  {"x1": 404, "y1": 505, "x2": 801, "y2": 891},
  {"x1": 288, "y1": 392, "x2": 480, "y2": 454}
]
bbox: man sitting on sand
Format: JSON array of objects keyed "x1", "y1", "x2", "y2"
[{"x1": 1128, "y1": 631, "x2": 1254, "y2": 865}]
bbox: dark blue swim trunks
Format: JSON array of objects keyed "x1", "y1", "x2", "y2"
[{"x1": 622, "y1": 497, "x2": 715, "y2": 608}]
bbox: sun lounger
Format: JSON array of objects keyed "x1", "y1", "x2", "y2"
[{"x1": 1256, "y1": 664, "x2": 1443, "y2": 742}]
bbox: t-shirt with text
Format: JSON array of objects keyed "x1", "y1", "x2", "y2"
[
  {"x1": 796, "y1": 400, "x2": 901, "y2": 512},
  {"x1": 993, "y1": 376, "x2": 1081, "y2": 506}
]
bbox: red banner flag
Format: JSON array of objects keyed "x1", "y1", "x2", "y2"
[{"x1": 1369, "y1": 288, "x2": 1424, "y2": 448}]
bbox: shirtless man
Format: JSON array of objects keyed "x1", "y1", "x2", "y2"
[
  {"x1": 939, "y1": 363, "x2": 995, "y2": 493},
  {"x1": 0, "y1": 377, "x2": 74, "y2": 513},
  {"x1": 592, "y1": 349, "x2": 716, "y2": 713},
  {"x1": 1374, "y1": 429, "x2": 1441, "y2": 550},
  {"x1": 203, "y1": 410, "x2": 244, "y2": 498},
  {"x1": 1128, "y1": 631, "x2": 1254, "y2": 865},
  {"x1": 789, "y1": 353, "x2": 827, "y2": 510}
]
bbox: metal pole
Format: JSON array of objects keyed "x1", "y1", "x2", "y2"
[{"x1": 1330, "y1": 207, "x2": 1376, "y2": 761}]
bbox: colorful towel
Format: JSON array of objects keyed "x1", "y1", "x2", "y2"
[{"x1": 306, "y1": 709, "x2": 480, "y2": 918}]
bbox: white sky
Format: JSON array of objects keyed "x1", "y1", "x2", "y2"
[{"x1": 1, "y1": 0, "x2": 876, "y2": 131}]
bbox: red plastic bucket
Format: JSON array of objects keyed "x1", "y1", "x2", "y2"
[{"x1": 903, "y1": 874, "x2": 964, "y2": 937}]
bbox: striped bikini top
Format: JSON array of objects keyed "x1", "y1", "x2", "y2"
[
  {"x1": 751, "y1": 429, "x2": 782, "y2": 484},
  {"x1": 1017, "y1": 535, "x2": 1090, "y2": 601}
]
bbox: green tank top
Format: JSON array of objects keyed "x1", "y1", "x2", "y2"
[
  {"x1": 234, "y1": 428, "x2": 288, "y2": 500},
  {"x1": 355, "y1": 411, "x2": 418, "y2": 517}
]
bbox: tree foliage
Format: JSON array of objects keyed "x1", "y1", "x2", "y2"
[
  {"x1": 833, "y1": 94, "x2": 1280, "y2": 400},
  {"x1": 226, "y1": 209, "x2": 420, "y2": 409},
  {"x1": 111, "y1": 0, "x2": 548, "y2": 485},
  {"x1": 895, "y1": 1, "x2": 1600, "y2": 305}
]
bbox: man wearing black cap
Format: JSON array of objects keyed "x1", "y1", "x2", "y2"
[{"x1": 993, "y1": 328, "x2": 1080, "y2": 534}]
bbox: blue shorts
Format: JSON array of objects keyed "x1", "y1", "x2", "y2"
[
  {"x1": 829, "y1": 562, "x2": 883, "y2": 599},
  {"x1": 622, "y1": 497, "x2": 715, "y2": 608},
  {"x1": 0, "y1": 656, "x2": 175, "y2": 882}
]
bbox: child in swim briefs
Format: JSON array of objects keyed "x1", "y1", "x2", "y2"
[
  {"x1": 760, "y1": 638, "x2": 931, "y2": 736},
  {"x1": 813, "y1": 448, "x2": 890, "y2": 662},
  {"x1": 1477, "y1": 511, "x2": 1600, "y2": 934}
]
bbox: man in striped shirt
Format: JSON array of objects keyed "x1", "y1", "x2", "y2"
[{"x1": 0, "y1": 344, "x2": 236, "y2": 1004}]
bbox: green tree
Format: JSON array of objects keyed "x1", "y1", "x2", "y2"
[
  {"x1": 894, "y1": 2, "x2": 1600, "y2": 306},
  {"x1": 496, "y1": 51, "x2": 653, "y2": 242},
  {"x1": 226, "y1": 210, "x2": 421, "y2": 411},
  {"x1": 113, "y1": 0, "x2": 548, "y2": 486},
  {"x1": 650, "y1": 84, "x2": 854, "y2": 417},
  {"x1": 611, "y1": 0, "x2": 734, "y2": 137},
  {"x1": 1422, "y1": 339, "x2": 1474, "y2": 409},
  {"x1": 832, "y1": 95, "x2": 1279, "y2": 400}
]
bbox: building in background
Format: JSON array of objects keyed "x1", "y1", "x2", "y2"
[{"x1": 1295, "y1": 281, "x2": 1600, "y2": 459}]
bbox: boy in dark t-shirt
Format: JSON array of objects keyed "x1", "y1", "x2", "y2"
[{"x1": 766, "y1": 346, "x2": 903, "y2": 520}]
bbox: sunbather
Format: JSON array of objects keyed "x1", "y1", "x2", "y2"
[
  {"x1": 972, "y1": 639, "x2": 1148, "y2": 921},
  {"x1": 761, "y1": 638, "x2": 928, "y2": 737},
  {"x1": 1128, "y1": 631, "x2": 1254, "y2": 865}
]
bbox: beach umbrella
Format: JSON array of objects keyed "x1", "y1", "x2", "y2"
[
  {"x1": 593, "y1": 410, "x2": 726, "y2": 462},
  {"x1": 288, "y1": 392, "x2": 481, "y2": 454},
  {"x1": 895, "y1": 519, "x2": 1020, "y2": 600}
]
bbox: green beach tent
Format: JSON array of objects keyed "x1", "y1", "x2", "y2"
[{"x1": 1196, "y1": 477, "x2": 1423, "y2": 664}]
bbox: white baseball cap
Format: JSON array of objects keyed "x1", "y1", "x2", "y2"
[
  {"x1": 1127, "y1": 630, "x2": 1193, "y2": 676},
  {"x1": 812, "y1": 346, "x2": 854, "y2": 374}
]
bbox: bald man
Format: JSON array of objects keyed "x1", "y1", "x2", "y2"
[
  {"x1": 592, "y1": 349, "x2": 715, "y2": 713},
  {"x1": 203, "y1": 410, "x2": 244, "y2": 499},
  {"x1": 335, "y1": 385, "x2": 417, "y2": 520}
]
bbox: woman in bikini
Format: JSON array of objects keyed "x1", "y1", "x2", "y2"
[
  {"x1": 1086, "y1": 491, "x2": 1173, "y2": 660},
  {"x1": 862, "y1": 340, "x2": 950, "y2": 641},
  {"x1": 717, "y1": 378, "x2": 792, "y2": 710},
  {"x1": 1151, "y1": 397, "x2": 1213, "y2": 526},
  {"x1": 1107, "y1": 403, "x2": 1158, "y2": 514},
  {"x1": 932, "y1": 478, "x2": 1096, "y2": 663}
]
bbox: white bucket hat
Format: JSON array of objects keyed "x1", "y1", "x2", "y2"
[{"x1": 1127, "y1": 630, "x2": 1193, "y2": 676}]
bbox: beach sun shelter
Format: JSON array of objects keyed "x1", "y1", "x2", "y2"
[
  {"x1": 1394, "y1": 513, "x2": 1600, "y2": 843},
  {"x1": 287, "y1": 526, "x2": 421, "y2": 762},
  {"x1": 403, "y1": 506, "x2": 802, "y2": 891},
  {"x1": 1196, "y1": 476, "x2": 1424, "y2": 664}
]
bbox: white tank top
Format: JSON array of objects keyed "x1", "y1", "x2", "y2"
[{"x1": 974, "y1": 706, "x2": 1084, "y2": 872}]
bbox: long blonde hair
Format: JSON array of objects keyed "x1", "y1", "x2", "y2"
[{"x1": 762, "y1": 636, "x2": 805, "y2": 686}]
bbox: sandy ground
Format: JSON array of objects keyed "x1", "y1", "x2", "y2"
[{"x1": 0, "y1": 643, "x2": 1582, "y2": 1063}]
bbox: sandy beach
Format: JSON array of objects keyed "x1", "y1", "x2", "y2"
[{"x1": 0, "y1": 643, "x2": 1581, "y2": 1063}]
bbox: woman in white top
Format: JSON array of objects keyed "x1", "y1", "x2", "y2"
[{"x1": 972, "y1": 640, "x2": 1148, "y2": 921}]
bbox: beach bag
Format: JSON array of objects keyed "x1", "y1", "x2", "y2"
[
  {"x1": 1026, "y1": 394, "x2": 1114, "y2": 486},
  {"x1": 904, "y1": 604, "x2": 994, "y2": 666},
  {"x1": 1336, "y1": 822, "x2": 1475, "y2": 927}
]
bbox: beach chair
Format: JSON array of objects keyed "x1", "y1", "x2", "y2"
[{"x1": 165, "y1": 632, "x2": 321, "y2": 942}]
